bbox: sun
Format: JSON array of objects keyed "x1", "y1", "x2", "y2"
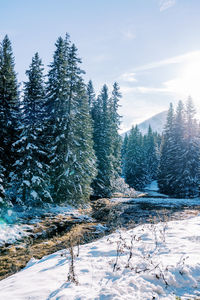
[
  {"x1": 180, "y1": 59, "x2": 200, "y2": 98},
  {"x1": 164, "y1": 53, "x2": 200, "y2": 104}
]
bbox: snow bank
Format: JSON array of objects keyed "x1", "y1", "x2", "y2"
[
  {"x1": 0, "y1": 205, "x2": 89, "y2": 247},
  {"x1": 130, "y1": 196, "x2": 200, "y2": 207},
  {"x1": 0, "y1": 223, "x2": 33, "y2": 247},
  {"x1": 0, "y1": 215, "x2": 200, "y2": 299},
  {"x1": 145, "y1": 180, "x2": 159, "y2": 191}
]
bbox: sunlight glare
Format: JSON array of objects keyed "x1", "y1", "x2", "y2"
[{"x1": 165, "y1": 54, "x2": 200, "y2": 106}]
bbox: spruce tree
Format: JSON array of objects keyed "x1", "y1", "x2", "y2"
[
  {"x1": 168, "y1": 100, "x2": 186, "y2": 196},
  {"x1": 124, "y1": 126, "x2": 146, "y2": 190},
  {"x1": 121, "y1": 133, "x2": 129, "y2": 176},
  {"x1": 92, "y1": 85, "x2": 114, "y2": 197},
  {"x1": 0, "y1": 35, "x2": 20, "y2": 184},
  {"x1": 11, "y1": 53, "x2": 52, "y2": 206},
  {"x1": 87, "y1": 80, "x2": 96, "y2": 112},
  {"x1": 72, "y1": 80, "x2": 97, "y2": 201},
  {"x1": 46, "y1": 35, "x2": 96, "y2": 204},
  {"x1": 174, "y1": 97, "x2": 200, "y2": 197},
  {"x1": 0, "y1": 165, "x2": 5, "y2": 209},
  {"x1": 46, "y1": 36, "x2": 70, "y2": 203},
  {"x1": 144, "y1": 125, "x2": 159, "y2": 183},
  {"x1": 110, "y1": 82, "x2": 122, "y2": 178},
  {"x1": 158, "y1": 103, "x2": 174, "y2": 194},
  {"x1": 158, "y1": 99, "x2": 200, "y2": 197},
  {"x1": 181, "y1": 97, "x2": 200, "y2": 197}
]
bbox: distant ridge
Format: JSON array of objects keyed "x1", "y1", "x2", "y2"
[{"x1": 122, "y1": 110, "x2": 167, "y2": 136}]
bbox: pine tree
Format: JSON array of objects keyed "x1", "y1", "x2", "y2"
[
  {"x1": 158, "y1": 99, "x2": 200, "y2": 197},
  {"x1": 181, "y1": 97, "x2": 200, "y2": 197},
  {"x1": 72, "y1": 80, "x2": 97, "y2": 201},
  {"x1": 0, "y1": 164, "x2": 6, "y2": 210},
  {"x1": 110, "y1": 82, "x2": 122, "y2": 178},
  {"x1": 87, "y1": 80, "x2": 96, "y2": 112},
  {"x1": 144, "y1": 125, "x2": 159, "y2": 183},
  {"x1": 124, "y1": 126, "x2": 146, "y2": 190},
  {"x1": 158, "y1": 103, "x2": 174, "y2": 194},
  {"x1": 92, "y1": 85, "x2": 114, "y2": 197},
  {"x1": 46, "y1": 35, "x2": 96, "y2": 204},
  {"x1": 168, "y1": 100, "x2": 186, "y2": 197},
  {"x1": 46, "y1": 36, "x2": 70, "y2": 203},
  {"x1": 121, "y1": 133, "x2": 129, "y2": 176},
  {"x1": 11, "y1": 53, "x2": 52, "y2": 206},
  {"x1": 0, "y1": 35, "x2": 20, "y2": 184}
]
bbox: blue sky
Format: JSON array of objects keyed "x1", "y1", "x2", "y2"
[{"x1": 1, "y1": 0, "x2": 200, "y2": 131}]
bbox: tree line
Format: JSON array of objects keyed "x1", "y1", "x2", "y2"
[
  {"x1": 0, "y1": 34, "x2": 121, "y2": 211},
  {"x1": 158, "y1": 98, "x2": 200, "y2": 198},
  {"x1": 122, "y1": 125, "x2": 161, "y2": 190},
  {"x1": 0, "y1": 33, "x2": 199, "y2": 212},
  {"x1": 122, "y1": 98, "x2": 200, "y2": 198}
]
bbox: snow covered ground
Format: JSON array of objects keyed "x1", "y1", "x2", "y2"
[
  {"x1": 0, "y1": 222, "x2": 33, "y2": 247},
  {"x1": 111, "y1": 195, "x2": 200, "y2": 208},
  {"x1": 145, "y1": 180, "x2": 160, "y2": 192},
  {"x1": 0, "y1": 204, "x2": 91, "y2": 247},
  {"x1": 111, "y1": 181, "x2": 200, "y2": 207},
  {"x1": 144, "y1": 180, "x2": 169, "y2": 197},
  {"x1": 128, "y1": 196, "x2": 200, "y2": 208},
  {"x1": 0, "y1": 215, "x2": 200, "y2": 299}
]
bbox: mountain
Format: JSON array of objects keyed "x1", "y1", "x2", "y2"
[
  {"x1": 138, "y1": 110, "x2": 167, "y2": 134},
  {"x1": 122, "y1": 110, "x2": 167, "y2": 136}
]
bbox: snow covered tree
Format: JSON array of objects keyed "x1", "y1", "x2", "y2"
[
  {"x1": 92, "y1": 85, "x2": 114, "y2": 197},
  {"x1": 87, "y1": 80, "x2": 96, "y2": 112},
  {"x1": 158, "y1": 103, "x2": 175, "y2": 194},
  {"x1": 0, "y1": 164, "x2": 6, "y2": 211},
  {"x1": 46, "y1": 35, "x2": 96, "y2": 204},
  {"x1": 109, "y1": 82, "x2": 122, "y2": 178},
  {"x1": 71, "y1": 79, "x2": 97, "y2": 201},
  {"x1": 167, "y1": 100, "x2": 186, "y2": 197},
  {"x1": 171, "y1": 98, "x2": 200, "y2": 197},
  {"x1": 91, "y1": 82, "x2": 122, "y2": 197},
  {"x1": 121, "y1": 133, "x2": 129, "y2": 176},
  {"x1": 11, "y1": 53, "x2": 52, "y2": 206},
  {"x1": 181, "y1": 97, "x2": 200, "y2": 197},
  {"x1": 124, "y1": 126, "x2": 146, "y2": 190},
  {"x1": 45, "y1": 36, "x2": 70, "y2": 203},
  {"x1": 144, "y1": 125, "x2": 159, "y2": 183},
  {"x1": 0, "y1": 35, "x2": 20, "y2": 184},
  {"x1": 158, "y1": 99, "x2": 200, "y2": 197}
]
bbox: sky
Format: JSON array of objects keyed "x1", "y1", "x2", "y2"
[{"x1": 1, "y1": 0, "x2": 200, "y2": 132}]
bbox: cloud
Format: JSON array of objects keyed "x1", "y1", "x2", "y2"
[
  {"x1": 120, "y1": 72, "x2": 137, "y2": 83},
  {"x1": 120, "y1": 85, "x2": 168, "y2": 95},
  {"x1": 159, "y1": 0, "x2": 176, "y2": 11},
  {"x1": 133, "y1": 51, "x2": 200, "y2": 72}
]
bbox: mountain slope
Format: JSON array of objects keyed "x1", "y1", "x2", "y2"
[
  {"x1": 138, "y1": 110, "x2": 167, "y2": 134},
  {"x1": 123, "y1": 110, "x2": 167, "y2": 136}
]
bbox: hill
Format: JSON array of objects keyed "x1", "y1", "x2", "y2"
[{"x1": 123, "y1": 110, "x2": 167, "y2": 136}]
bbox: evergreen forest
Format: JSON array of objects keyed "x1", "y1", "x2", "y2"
[{"x1": 1, "y1": 33, "x2": 200, "y2": 215}]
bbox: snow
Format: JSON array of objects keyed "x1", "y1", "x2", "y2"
[
  {"x1": 145, "y1": 180, "x2": 159, "y2": 191},
  {"x1": 0, "y1": 215, "x2": 200, "y2": 299},
  {"x1": 128, "y1": 196, "x2": 200, "y2": 207},
  {"x1": 144, "y1": 180, "x2": 168, "y2": 197},
  {"x1": 0, "y1": 223, "x2": 33, "y2": 247},
  {"x1": 112, "y1": 195, "x2": 200, "y2": 208},
  {"x1": 0, "y1": 204, "x2": 92, "y2": 247},
  {"x1": 31, "y1": 176, "x2": 39, "y2": 183},
  {"x1": 23, "y1": 180, "x2": 31, "y2": 187},
  {"x1": 30, "y1": 190, "x2": 38, "y2": 199}
]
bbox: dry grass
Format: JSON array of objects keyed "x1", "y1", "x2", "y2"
[{"x1": 0, "y1": 221, "x2": 104, "y2": 281}]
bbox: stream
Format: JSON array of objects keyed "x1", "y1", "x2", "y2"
[{"x1": 0, "y1": 186, "x2": 200, "y2": 280}]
